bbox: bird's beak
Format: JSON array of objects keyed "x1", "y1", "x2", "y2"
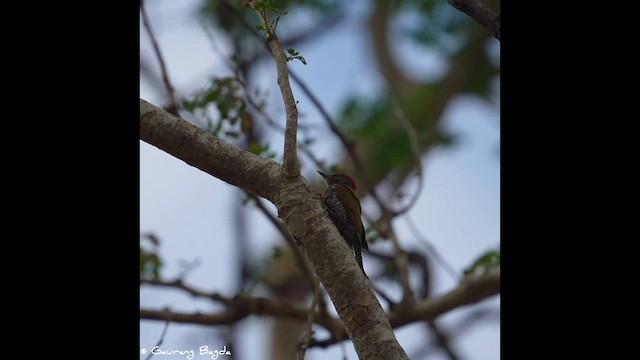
[{"x1": 317, "y1": 170, "x2": 328, "y2": 179}]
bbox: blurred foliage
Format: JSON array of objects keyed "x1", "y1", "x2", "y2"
[
  {"x1": 253, "y1": 0, "x2": 290, "y2": 37},
  {"x1": 248, "y1": 141, "x2": 278, "y2": 159},
  {"x1": 194, "y1": 0, "x2": 499, "y2": 191},
  {"x1": 183, "y1": 77, "x2": 254, "y2": 139},
  {"x1": 140, "y1": 233, "x2": 163, "y2": 281},
  {"x1": 199, "y1": 0, "x2": 339, "y2": 37},
  {"x1": 337, "y1": 2, "x2": 498, "y2": 189},
  {"x1": 340, "y1": 90, "x2": 458, "y2": 183},
  {"x1": 140, "y1": 249, "x2": 162, "y2": 281},
  {"x1": 405, "y1": 0, "x2": 473, "y2": 52},
  {"x1": 463, "y1": 249, "x2": 500, "y2": 276}
]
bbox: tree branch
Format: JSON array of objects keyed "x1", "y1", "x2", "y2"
[
  {"x1": 406, "y1": 215, "x2": 461, "y2": 282},
  {"x1": 298, "y1": 275, "x2": 321, "y2": 359},
  {"x1": 390, "y1": 97, "x2": 424, "y2": 216},
  {"x1": 447, "y1": 0, "x2": 500, "y2": 41},
  {"x1": 386, "y1": 222, "x2": 417, "y2": 307},
  {"x1": 140, "y1": 98, "x2": 282, "y2": 202},
  {"x1": 140, "y1": 0, "x2": 180, "y2": 115},
  {"x1": 392, "y1": 269, "x2": 500, "y2": 326},
  {"x1": 219, "y1": 0, "x2": 391, "y2": 217},
  {"x1": 140, "y1": 295, "x2": 341, "y2": 329},
  {"x1": 140, "y1": 98, "x2": 407, "y2": 359},
  {"x1": 310, "y1": 270, "x2": 500, "y2": 347},
  {"x1": 141, "y1": 270, "x2": 498, "y2": 337},
  {"x1": 140, "y1": 278, "x2": 234, "y2": 305},
  {"x1": 251, "y1": 3, "x2": 300, "y2": 178},
  {"x1": 144, "y1": 320, "x2": 170, "y2": 360}
]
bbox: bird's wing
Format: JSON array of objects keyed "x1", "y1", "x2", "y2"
[{"x1": 335, "y1": 184, "x2": 368, "y2": 251}]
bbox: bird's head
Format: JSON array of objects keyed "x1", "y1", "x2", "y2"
[{"x1": 318, "y1": 170, "x2": 358, "y2": 192}]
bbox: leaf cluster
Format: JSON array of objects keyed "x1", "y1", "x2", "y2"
[{"x1": 182, "y1": 77, "x2": 252, "y2": 139}]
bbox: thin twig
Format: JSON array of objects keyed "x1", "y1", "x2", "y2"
[
  {"x1": 144, "y1": 320, "x2": 170, "y2": 360},
  {"x1": 244, "y1": 12, "x2": 345, "y2": 66},
  {"x1": 405, "y1": 215, "x2": 462, "y2": 282},
  {"x1": 298, "y1": 275, "x2": 321, "y2": 359},
  {"x1": 410, "y1": 309, "x2": 497, "y2": 358},
  {"x1": 426, "y1": 321, "x2": 462, "y2": 360},
  {"x1": 140, "y1": 0, "x2": 180, "y2": 116},
  {"x1": 386, "y1": 222, "x2": 416, "y2": 306},
  {"x1": 371, "y1": 283, "x2": 398, "y2": 309},
  {"x1": 140, "y1": 278, "x2": 234, "y2": 305},
  {"x1": 290, "y1": 69, "x2": 392, "y2": 216},
  {"x1": 390, "y1": 97, "x2": 425, "y2": 216}
]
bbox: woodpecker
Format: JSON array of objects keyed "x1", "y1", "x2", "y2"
[{"x1": 318, "y1": 170, "x2": 368, "y2": 274}]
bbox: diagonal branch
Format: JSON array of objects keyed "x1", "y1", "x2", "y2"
[
  {"x1": 447, "y1": 0, "x2": 500, "y2": 41},
  {"x1": 140, "y1": 98, "x2": 408, "y2": 359},
  {"x1": 386, "y1": 222, "x2": 416, "y2": 307},
  {"x1": 140, "y1": 98, "x2": 282, "y2": 202},
  {"x1": 144, "y1": 320, "x2": 170, "y2": 360},
  {"x1": 140, "y1": 0, "x2": 180, "y2": 115},
  {"x1": 406, "y1": 215, "x2": 462, "y2": 282},
  {"x1": 298, "y1": 275, "x2": 321, "y2": 359}
]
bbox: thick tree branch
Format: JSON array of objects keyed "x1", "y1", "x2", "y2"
[
  {"x1": 140, "y1": 98, "x2": 282, "y2": 202},
  {"x1": 140, "y1": 98, "x2": 407, "y2": 359},
  {"x1": 447, "y1": 0, "x2": 500, "y2": 41}
]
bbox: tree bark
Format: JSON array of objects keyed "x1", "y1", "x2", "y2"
[{"x1": 140, "y1": 98, "x2": 409, "y2": 359}]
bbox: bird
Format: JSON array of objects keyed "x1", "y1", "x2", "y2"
[{"x1": 318, "y1": 170, "x2": 368, "y2": 274}]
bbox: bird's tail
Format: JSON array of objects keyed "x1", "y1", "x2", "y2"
[{"x1": 354, "y1": 242, "x2": 368, "y2": 277}]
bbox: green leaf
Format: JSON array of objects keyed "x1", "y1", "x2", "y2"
[
  {"x1": 140, "y1": 247, "x2": 163, "y2": 281},
  {"x1": 249, "y1": 141, "x2": 269, "y2": 155},
  {"x1": 463, "y1": 250, "x2": 500, "y2": 276}
]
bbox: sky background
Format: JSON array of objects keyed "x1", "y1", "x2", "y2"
[{"x1": 140, "y1": 1, "x2": 500, "y2": 359}]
